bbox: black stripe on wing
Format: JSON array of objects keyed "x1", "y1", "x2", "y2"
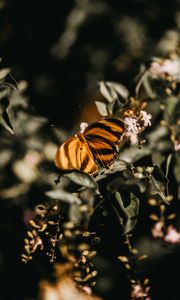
[{"x1": 84, "y1": 118, "x2": 124, "y2": 143}]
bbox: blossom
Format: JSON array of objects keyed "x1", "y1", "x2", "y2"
[
  {"x1": 151, "y1": 221, "x2": 164, "y2": 238},
  {"x1": 80, "y1": 122, "x2": 89, "y2": 133},
  {"x1": 140, "y1": 110, "x2": 152, "y2": 127},
  {"x1": 174, "y1": 138, "x2": 180, "y2": 151},
  {"x1": 124, "y1": 116, "x2": 141, "y2": 134},
  {"x1": 164, "y1": 225, "x2": 180, "y2": 244},
  {"x1": 149, "y1": 58, "x2": 180, "y2": 80},
  {"x1": 124, "y1": 131, "x2": 139, "y2": 145},
  {"x1": 131, "y1": 284, "x2": 150, "y2": 300}
]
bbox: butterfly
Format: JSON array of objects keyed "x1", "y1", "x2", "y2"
[{"x1": 55, "y1": 118, "x2": 125, "y2": 175}]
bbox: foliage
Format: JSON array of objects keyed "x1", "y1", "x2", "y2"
[{"x1": 0, "y1": 2, "x2": 180, "y2": 300}]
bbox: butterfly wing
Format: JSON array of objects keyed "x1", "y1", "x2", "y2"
[
  {"x1": 85, "y1": 137, "x2": 117, "y2": 168},
  {"x1": 84, "y1": 118, "x2": 124, "y2": 145},
  {"x1": 55, "y1": 136, "x2": 98, "y2": 175},
  {"x1": 84, "y1": 118, "x2": 124, "y2": 168}
]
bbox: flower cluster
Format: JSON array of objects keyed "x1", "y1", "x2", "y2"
[
  {"x1": 149, "y1": 58, "x2": 180, "y2": 81},
  {"x1": 151, "y1": 222, "x2": 180, "y2": 245},
  {"x1": 131, "y1": 283, "x2": 151, "y2": 300},
  {"x1": 123, "y1": 110, "x2": 152, "y2": 145}
]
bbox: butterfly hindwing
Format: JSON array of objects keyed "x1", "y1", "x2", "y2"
[{"x1": 86, "y1": 137, "x2": 117, "y2": 168}]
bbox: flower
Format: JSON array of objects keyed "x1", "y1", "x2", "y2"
[
  {"x1": 131, "y1": 283, "x2": 150, "y2": 299},
  {"x1": 140, "y1": 110, "x2": 152, "y2": 127},
  {"x1": 80, "y1": 122, "x2": 89, "y2": 133},
  {"x1": 164, "y1": 225, "x2": 180, "y2": 244},
  {"x1": 174, "y1": 138, "x2": 180, "y2": 151},
  {"x1": 149, "y1": 58, "x2": 180, "y2": 80},
  {"x1": 151, "y1": 221, "x2": 164, "y2": 238},
  {"x1": 124, "y1": 131, "x2": 139, "y2": 145},
  {"x1": 124, "y1": 116, "x2": 141, "y2": 134}
]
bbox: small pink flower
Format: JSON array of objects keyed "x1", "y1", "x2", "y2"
[
  {"x1": 124, "y1": 131, "x2": 139, "y2": 145},
  {"x1": 131, "y1": 284, "x2": 149, "y2": 299},
  {"x1": 81, "y1": 285, "x2": 92, "y2": 295},
  {"x1": 164, "y1": 225, "x2": 180, "y2": 244},
  {"x1": 174, "y1": 138, "x2": 180, "y2": 151},
  {"x1": 151, "y1": 221, "x2": 164, "y2": 238},
  {"x1": 124, "y1": 116, "x2": 141, "y2": 134},
  {"x1": 140, "y1": 110, "x2": 152, "y2": 127},
  {"x1": 149, "y1": 59, "x2": 180, "y2": 79}
]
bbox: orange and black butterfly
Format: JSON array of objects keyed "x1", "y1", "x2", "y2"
[{"x1": 55, "y1": 118, "x2": 124, "y2": 175}]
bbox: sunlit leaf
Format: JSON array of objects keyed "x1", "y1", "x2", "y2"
[
  {"x1": 95, "y1": 101, "x2": 108, "y2": 116},
  {"x1": 98, "y1": 81, "x2": 129, "y2": 103},
  {"x1": 64, "y1": 171, "x2": 98, "y2": 190},
  {"x1": 0, "y1": 68, "x2": 11, "y2": 80},
  {"x1": 46, "y1": 189, "x2": 81, "y2": 205}
]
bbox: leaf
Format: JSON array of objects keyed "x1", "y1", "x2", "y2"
[
  {"x1": 153, "y1": 165, "x2": 167, "y2": 183},
  {"x1": 114, "y1": 192, "x2": 140, "y2": 234},
  {"x1": 0, "y1": 68, "x2": 11, "y2": 80},
  {"x1": 98, "y1": 81, "x2": 129, "y2": 103},
  {"x1": 45, "y1": 189, "x2": 81, "y2": 205},
  {"x1": 64, "y1": 171, "x2": 98, "y2": 190},
  {"x1": 124, "y1": 193, "x2": 140, "y2": 234},
  {"x1": 107, "y1": 98, "x2": 123, "y2": 115},
  {"x1": 0, "y1": 97, "x2": 14, "y2": 134},
  {"x1": 151, "y1": 151, "x2": 165, "y2": 168},
  {"x1": 163, "y1": 97, "x2": 179, "y2": 123},
  {"x1": 95, "y1": 101, "x2": 108, "y2": 116},
  {"x1": 165, "y1": 154, "x2": 172, "y2": 178},
  {"x1": 135, "y1": 70, "x2": 156, "y2": 99},
  {"x1": 149, "y1": 175, "x2": 169, "y2": 204}
]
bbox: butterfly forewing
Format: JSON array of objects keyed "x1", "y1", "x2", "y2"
[
  {"x1": 84, "y1": 118, "x2": 124, "y2": 144},
  {"x1": 55, "y1": 136, "x2": 98, "y2": 175}
]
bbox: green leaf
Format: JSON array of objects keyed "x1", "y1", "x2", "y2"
[
  {"x1": 163, "y1": 97, "x2": 179, "y2": 123},
  {"x1": 165, "y1": 154, "x2": 173, "y2": 178},
  {"x1": 124, "y1": 193, "x2": 139, "y2": 234},
  {"x1": 135, "y1": 69, "x2": 156, "y2": 99},
  {"x1": 148, "y1": 175, "x2": 169, "y2": 204},
  {"x1": 0, "y1": 97, "x2": 14, "y2": 134},
  {"x1": 95, "y1": 101, "x2": 108, "y2": 117},
  {"x1": 45, "y1": 189, "x2": 81, "y2": 205},
  {"x1": 64, "y1": 171, "x2": 98, "y2": 190},
  {"x1": 0, "y1": 68, "x2": 11, "y2": 80},
  {"x1": 98, "y1": 81, "x2": 129, "y2": 103},
  {"x1": 114, "y1": 192, "x2": 139, "y2": 234}
]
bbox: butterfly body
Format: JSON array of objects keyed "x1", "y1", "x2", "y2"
[{"x1": 55, "y1": 118, "x2": 124, "y2": 175}]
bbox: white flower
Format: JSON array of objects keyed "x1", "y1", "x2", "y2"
[
  {"x1": 140, "y1": 110, "x2": 152, "y2": 127},
  {"x1": 164, "y1": 225, "x2": 180, "y2": 244},
  {"x1": 151, "y1": 221, "x2": 164, "y2": 238},
  {"x1": 80, "y1": 122, "x2": 89, "y2": 133},
  {"x1": 174, "y1": 138, "x2": 180, "y2": 151},
  {"x1": 124, "y1": 116, "x2": 141, "y2": 134},
  {"x1": 149, "y1": 59, "x2": 180, "y2": 79},
  {"x1": 131, "y1": 283, "x2": 150, "y2": 299},
  {"x1": 124, "y1": 131, "x2": 139, "y2": 145}
]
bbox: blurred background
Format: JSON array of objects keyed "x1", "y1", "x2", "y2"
[
  {"x1": 0, "y1": 0, "x2": 180, "y2": 299},
  {"x1": 1, "y1": 0, "x2": 180, "y2": 127}
]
